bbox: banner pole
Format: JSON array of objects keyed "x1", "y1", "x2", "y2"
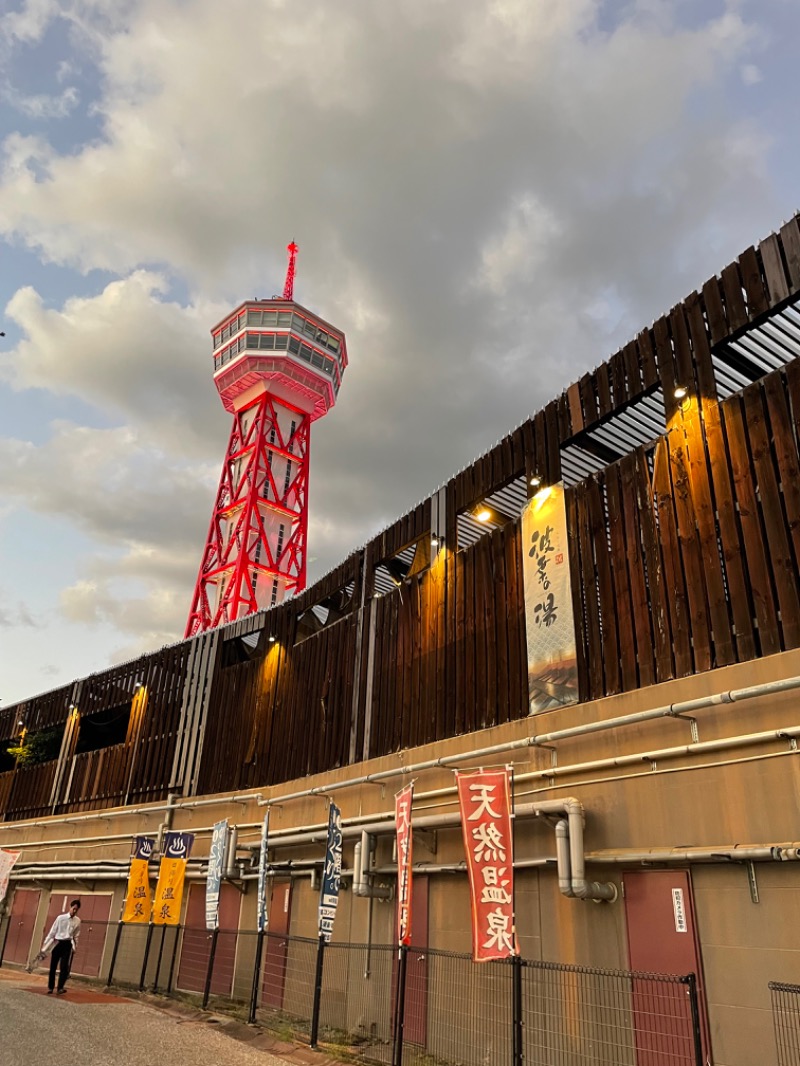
[
  {"x1": 139, "y1": 923, "x2": 154, "y2": 992},
  {"x1": 392, "y1": 944, "x2": 409, "y2": 1066},
  {"x1": 249, "y1": 929, "x2": 265, "y2": 1025},
  {"x1": 166, "y1": 924, "x2": 181, "y2": 993},
  {"x1": 105, "y1": 922, "x2": 124, "y2": 987},
  {"x1": 309, "y1": 933, "x2": 327, "y2": 1048},
  {"x1": 202, "y1": 927, "x2": 220, "y2": 1009},
  {"x1": 152, "y1": 923, "x2": 167, "y2": 992}
]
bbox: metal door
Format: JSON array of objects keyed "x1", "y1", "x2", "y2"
[
  {"x1": 2, "y1": 888, "x2": 40, "y2": 966},
  {"x1": 176, "y1": 882, "x2": 242, "y2": 996},
  {"x1": 624, "y1": 869, "x2": 710, "y2": 1064},
  {"x1": 262, "y1": 880, "x2": 292, "y2": 1009},
  {"x1": 391, "y1": 875, "x2": 429, "y2": 1048}
]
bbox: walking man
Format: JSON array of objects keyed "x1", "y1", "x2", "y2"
[{"x1": 46, "y1": 899, "x2": 81, "y2": 994}]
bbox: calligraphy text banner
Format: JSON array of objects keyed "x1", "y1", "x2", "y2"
[
  {"x1": 456, "y1": 768, "x2": 518, "y2": 963},
  {"x1": 153, "y1": 831, "x2": 194, "y2": 926},
  {"x1": 122, "y1": 836, "x2": 153, "y2": 923},
  {"x1": 395, "y1": 784, "x2": 414, "y2": 946}
]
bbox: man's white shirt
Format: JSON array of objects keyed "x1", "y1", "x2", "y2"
[{"x1": 48, "y1": 913, "x2": 81, "y2": 945}]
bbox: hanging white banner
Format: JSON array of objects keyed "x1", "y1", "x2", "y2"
[
  {"x1": 521, "y1": 482, "x2": 579, "y2": 713},
  {"x1": 0, "y1": 848, "x2": 20, "y2": 905}
]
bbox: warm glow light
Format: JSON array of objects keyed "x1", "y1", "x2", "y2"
[
  {"x1": 431, "y1": 536, "x2": 439, "y2": 547},
  {"x1": 673, "y1": 385, "x2": 688, "y2": 400},
  {"x1": 530, "y1": 474, "x2": 542, "y2": 488},
  {"x1": 475, "y1": 508, "x2": 491, "y2": 523},
  {"x1": 533, "y1": 486, "x2": 553, "y2": 505},
  {"x1": 134, "y1": 681, "x2": 143, "y2": 691},
  {"x1": 269, "y1": 635, "x2": 277, "y2": 643}
]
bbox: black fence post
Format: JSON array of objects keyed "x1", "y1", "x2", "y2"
[
  {"x1": 139, "y1": 923, "x2": 155, "y2": 992},
  {"x1": 392, "y1": 945, "x2": 409, "y2": 1066},
  {"x1": 202, "y1": 928, "x2": 219, "y2": 1010},
  {"x1": 152, "y1": 924, "x2": 167, "y2": 992},
  {"x1": 686, "y1": 973, "x2": 704, "y2": 1066},
  {"x1": 309, "y1": 934, "x2": 327, "y2": 1048},
  {"x1": 512, "y1": 955, "x2": 523, "y2": 1066},
  {"x1": 106, "y1": 922, "x2": 124, "y2": 987},
  {"x1": 249, "y1": 930, "x2": 265, "y2": 1025},
  {"x1": 166, "y1": 924, "x2": 181, "y2": 994}
]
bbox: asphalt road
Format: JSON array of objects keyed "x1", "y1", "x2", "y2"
[{"x1": 0, "y1": 973, "x2": 291, "y2": 1066}]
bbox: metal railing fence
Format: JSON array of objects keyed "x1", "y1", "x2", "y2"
[
  {"x1": 771, "y1": 981, "x2": 800, "y2": 1065},
  {"x1": 0, "y1": 915, "x2": 704, "y2": 1066}
]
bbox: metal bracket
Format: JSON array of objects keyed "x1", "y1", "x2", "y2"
[
  {"x1": 668, "y1": 712, "x2": 699, "y2": 743},
  {"x1": 777, "y1": 732, "x2": 798, "y2": 752},
  {"x1": 414, "y1": 829, "x2": 437, "y2": 855},
  {"x1": 223, "y1": 876, "x2": 247, "y2": 895},
  {"x1": 747, "y1": 861, "x2": 760, "y2": 904}
]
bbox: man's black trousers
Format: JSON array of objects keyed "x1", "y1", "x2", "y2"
[{"x1": 48, "y1": 940, "x2": 72, "y2": 991}]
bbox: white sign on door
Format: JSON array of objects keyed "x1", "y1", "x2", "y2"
[{"x1": 672, "y1": 887, "x2": 688, "y2": 933}]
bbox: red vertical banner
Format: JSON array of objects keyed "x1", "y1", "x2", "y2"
[
  {"x1": 395, "y1": 784, "x2": 414, "y2": 946},
  {"x1": 456, "y1": 768, "x2": 518, "y2": 962}
]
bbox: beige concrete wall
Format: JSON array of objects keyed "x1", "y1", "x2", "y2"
[{"x1": 4, "y1": 647, "x2": 800, "y2": 1062}]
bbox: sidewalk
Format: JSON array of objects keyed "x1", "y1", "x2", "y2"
[{"x1": 0, "y1": 967, "x2": 343, "y2": 1066}]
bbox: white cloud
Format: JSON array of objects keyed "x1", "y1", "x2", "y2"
[{"x1": 0, "y1": 0, "x2": 790, "y2": 699}]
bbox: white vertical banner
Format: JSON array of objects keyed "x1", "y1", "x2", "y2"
[
  {"x1": 205, "y1": 819, "x2": 228, "y2": 930},
  {"x1": 257, "y1": 811, "x2": 270, "y2": 933},
  {"x1": 521, "y1": 482, "x2": 579, "y2": 713},
  {"x1": 0, "y1": 849, "x2": 20, "y2": 905}
]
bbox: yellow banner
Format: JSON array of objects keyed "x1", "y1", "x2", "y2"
[
  {"x1": 122, "y1": 858, "x2": 152, "y2": 923},
  {"x1": 152, "y1": 832, "x2": 194, "y2": 925}
]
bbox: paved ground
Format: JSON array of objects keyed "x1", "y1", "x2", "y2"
[{"x1": 0, "y1": 969, "x2": 339, "y2": 1066}]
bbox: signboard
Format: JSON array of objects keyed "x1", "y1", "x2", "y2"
[
  {"x1": 153, "y1": 831, "x2": 194, "y2": 926},
  {"x1": 318, "y1": 803, "x2": 342, "y2": 943},
  {"x1": 205, "y1": 819, "x2": 228, "y2": 930},
  {"x1": 257, "y1": 811, "x2": 270, "y2": 933},
  {"x1": 521, "y1": 482, "x2": 579, "y2": 713},
  {"x1": 395, "y1": 784, "x2": 414, "y2": 946},
  {"x1": 456, "y1": 768, "x2": 518, "y2": 963},
  {"x1": 0, "y1": 848, "x2": 20, "y2": 905},
  {"x1": 122, "y1": 836, "x2": 153, "y2": 923},
  {"x1": 672, "y1": 887, "x2": 688, "y2": 933}
]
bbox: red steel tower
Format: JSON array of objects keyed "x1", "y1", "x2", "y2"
[{"x1": 185, "y1": 245, "x2": 348, "y2": 637}]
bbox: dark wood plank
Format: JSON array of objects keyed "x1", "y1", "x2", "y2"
[
  {"x1": 605, "y1": 464, "x2": 638, "y2": 691},
  {"x1": 610, "y1": 351, "x2": 628, "y2": 408},
  {"x1": 621, "y1": 452, "x2": 656, "y2": 686},
  {"x1": 622, "y1": 340, "x2": 643, "y2": 399},
  {"x1": 779, "y1": 217, "x2": 800, "y2": 290},
  {"x1": 743, "y1": 382, "x2": 800, "y2": 649},
  {"x1": 567, "y1": 383, "x2": 584, "y2": 434},
  {"x1": 759, "y1": 233, "x2": 791, "y2": 306},
  {"x1": 637, "y1": 329, "x2": 659, "y2": 390},
  {"x1": 720, "y1": 261, "x2": 748, "y2": 334},
  {"x1": 633, "y1": 449, "x2": 672, "y2": 683},
  {"x1": 651, "y1": 438, "x2": 693, "y2": 677},
  {"x1": 595, "y1": 363, "x2": 613, "y2": 418},
  {"x1": 580, "y1": 373, "x2": 598, "y2": 427},
  {"x1": 587, "y1": 476, "x2": 620, "y2": 695},
  {"x1": 721, "y1": 394, "x2": 781, "y2": 656},
  {"x1": 575, "y1": 481, "x2": 604, "y2": 700},
  {"x1": 565, "y1": 488, "x2": 590, "y2": 702},
  {"x1": 702, "y1": 276, "x2": 729, "y2": 348}
]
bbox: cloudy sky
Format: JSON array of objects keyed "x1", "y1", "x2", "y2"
[{"x1": 0, "y1": 0, "x2": 797, "y2": 706}]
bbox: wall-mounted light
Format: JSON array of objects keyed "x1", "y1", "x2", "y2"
[
  {"x1": 530, "y1": 474, "x2": 542, "y2": 488},
  {"x1": 133, "y1": 681, "x2": 143, "y2": 691},
  {"x1": 673, "y1": 385, "x2": 688, "y2": 400},
  {"x1": 17, "y1": 719, "x2": 24, "y2": 727},
  {"x1": 475, "y1": 508, "x2": 491, "y2": 523},
  {"x1": 430, "y1": 535, "x2": 439, "y2": 547},
  {"x1": 269, "y1": 635, "x2": 277, "y2": 643}
]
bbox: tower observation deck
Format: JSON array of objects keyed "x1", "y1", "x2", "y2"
[{"x1": 185, "y1": 244, "x2": 348, "y2": 637}]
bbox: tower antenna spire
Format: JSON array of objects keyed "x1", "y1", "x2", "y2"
[{"x1": 283, "y1": 241, "x2": 298, "y2": 301}]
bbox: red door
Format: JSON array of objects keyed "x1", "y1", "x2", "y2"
[
  {"x1": 624, "y1": 870, "x2": 710, "y2": 1064},
  {"x1": 391, "y1": 875, "x2": 429, "y2": 1047},
  {"x1": 176, "y1": 882, "x2": 241, "y2": 996},
  {"x1": 43, "y1": 893, "x2": 112, "y2": 978},
  {"x1": 2, "y1": 888, "x2": 40, "y2": 966},
  {"x1": 262, "y1": 880, "x2": 292, "y2": 1009}
]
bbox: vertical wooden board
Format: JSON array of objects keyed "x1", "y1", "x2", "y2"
[
  {"x1": 720, "y1": 262, "x2": 748, "y2": 334},
  {"x1": 669, "y1": 306, "x2": 696, "y2": 397},
  {"x1": 407, "y1": 578, "x2": 422, "y2": 749},
  {"x1": 779, "y1": 218, "x2": 800, "y2": 290},
  {"x1": 738, "y1": 246, "x2": 769, "y2": 319},
  {"x1": 672, "y1": 308, "x2": 735, "y2": 667},
  {"x1": 567, "y1": 383, "x2": 584, "y2": 434},
  {"x1": 434, "y1": 544, "x2": 447, "y2": 742},
  {"x1": 685, "y1": 295, "x2": 754, "y2": 662},
  {"x1": 492, "y1": 527, "x2": 510, "y2": 724},
  {"x1": 586, "y1": 476, "x2": 620, "y2": 695},
  {"x1": 633, "y1": 450, "x2": 672, "y2": 683},
  {"x1": 610, "y1": 351, "x2": 628, "y2": 408},
  {"x1": 443, "y1": 546, "x2": 456, "y2": 738},
  {"x1": 637, "y1": 329, "x2": 659, "y2": 389},
  {"x1": 622, "y1": 340, "x2": 643, "y2": 399},
  {"x1": 595, "y1": 363, "x2": 613, "y2": 417},
  {"x1": 701, "y1": 277, "x2": 729, "y2": 348},
  {"x1": 605, "y1": 465, "x2": 638, "y2": 691},
  {"x1": 476, "y1": 536, "x2": 492, "y2": 728},
  {"x1": 620, "y1": 453, "x2": 656, "y2": 687},
  {"x1": 557, "y1": 392, "x2": 572, "y2": 441},
  {"x1": 504, "y1": 522, "x2": 526, "y2": 721},
  {"x1": 721, "y1": 395, "x2": 781, "y2": 656},
  {"x1": 397, "y1": 586, "x2": 412, "y2": 752},
  {"x1": 370, "y1": 595, "x2": 387, "y2": 758},
  {"x1": 455, "y1": 549, "x2": 467, "y2": 735},
  {"x1": 580, "y1": 373, "x2": 598, "y2": 427},
  {"x1": 668, "y1": 428, "x2": 712, "y2": 674},
  {"x1": 651, "y1": 439, "x2": 693, "y2": 677},
  {"x1": 565, "y1": 489, "x2": 590, "y2": 702},
  {"x1": 759, "y1": 233, "x2": 791, "y2": 306},
  {"x1": 575, "y1": 482, "x2": 604, "y2": 700},
  {"x1": 533, "y1": 410, "x2": 548, "y2": 488},
  {"x1": 544, "y1": 401, "x2": 562, "y2": 483},
  {"x1": 653, "y1": 317, "x2": 681, "y2": 423},
  {"x1": 743, "y1": 383, "x2": 800, "y2": 649}
]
